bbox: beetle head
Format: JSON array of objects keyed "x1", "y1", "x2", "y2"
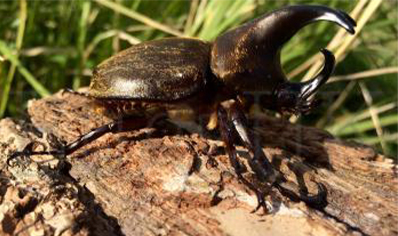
[
  {"x1": 211, "y1": 5, "x2": 356, "y2": 114},
  {"x1": 271, "y1": 49, "x2": 334, "y2": 115}
]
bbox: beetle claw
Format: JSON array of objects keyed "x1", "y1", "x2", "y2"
[
  {"x1": 299, "y1": 183, "x2": 328, "y2": 209},
  {"x1": 251, "y1": 190, "x2": 269, "y2": 214},
  {"x1": 234, "y1": 172, "x2": 273, "y2": 214},
  {"x1": 7, "y1": 141, "x2": 44, "y2": 166},
  {"x1": 275, "y1": 181, "x2": 328, "y2": 210}
]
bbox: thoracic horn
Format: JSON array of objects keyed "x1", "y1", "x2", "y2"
[{"x1": 210, "y1": 5, "x2": 356, "y2": 92}]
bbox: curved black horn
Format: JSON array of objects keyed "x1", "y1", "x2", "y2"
[
  {"x1": 211, "y1": 5, "x2": 356, "y2": 91},
  {"x1": 299, "y1": 48, "x2": 335, "y2": 100},
  {"x1": 250, "y1": 5, "x2": 356, "y2": 49}
]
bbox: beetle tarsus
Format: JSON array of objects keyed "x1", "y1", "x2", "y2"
[
  {"x1": 275, "y1": 182, "x2": 328, "y2": 209},
  {"x1": 251, "y1": 190, "x2": 269, "y2": 214},
  {"x1": 6, "y1": 141, "x2": 57, "y2": 166},
  {"x1": 7, "y1": 142, "x2": 34, "y2": 166},
  {"x1": 298, "y1": 183, "x2": 327, "y2": 209}
]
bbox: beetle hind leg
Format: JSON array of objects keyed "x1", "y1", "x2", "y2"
[
  {"x1": 7, "y1": 141, "x2": 49, "y2": 166},
  {"x1": 7, "y1": 115, "x2": 150, "y2": 166}
]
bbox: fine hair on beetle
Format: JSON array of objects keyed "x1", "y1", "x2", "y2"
[{"x1": 9, "y1": 5, "x2": 356, "y2": 213}]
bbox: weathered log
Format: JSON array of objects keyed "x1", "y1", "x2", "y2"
[{"x1": 0, "y1": 91, "x2": 396, "y2": 236}]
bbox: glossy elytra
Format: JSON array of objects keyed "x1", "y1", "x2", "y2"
[{"x1": 10, "y1": 5, "x2": 356, "y2": 212}]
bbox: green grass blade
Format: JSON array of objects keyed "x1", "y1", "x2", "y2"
[
  {"x1": 0, "y1": 41, "x2": 50, "y2": 98},
  {"x1": 328, "y1": 102, "x2": 397, "y2": 135},
  {"x1": 0, "y1": 0, "x2": 27, "y2": 118},
  {"x1": 358, "y1": 133, "x2": 398, "y2": 145},
  {"x1": 74, "y1": 0, "x2": 91, "y2": 90},
  {"x1": 331, "y1": 114, "x2": 398, "y2": 136},
  {"x1": 94, "y1": 0, "x2": 183, "y2": 37},
  {"x1": 196, "y1": 0, "x2": 254, "y2": 40}
]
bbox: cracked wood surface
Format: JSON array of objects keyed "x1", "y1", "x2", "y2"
[{"x1": 0, "y1": 91, "x2": 397, "y2": 236}]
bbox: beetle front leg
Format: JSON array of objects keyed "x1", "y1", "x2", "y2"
[
  {"x1": 7, "y1": 115, "x2": 150, "y2": 165},
  {"x1": 221, "y1": 100, "x2": 277, "y2": 183},
  {"x1": 217, "y1": 104, "x2": 270, "y2": 212},
  {"x1": 219, "y1": 100, "x2": 328, "y2": 209}
]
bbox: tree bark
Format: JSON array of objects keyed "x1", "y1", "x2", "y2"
[{"x1": 0, "y1": 91, "x2": 396, "y2": 236}]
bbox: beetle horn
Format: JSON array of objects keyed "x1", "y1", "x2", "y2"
[
  {"x1": 250, "y1": 5, "x2": 356, "y2": 49},
  {"x1": 211, "y1": 5, "x2": 356, "y2": 92},
  {"x1": 299, "y1": 48, "x2": 335, "y2": 100}
]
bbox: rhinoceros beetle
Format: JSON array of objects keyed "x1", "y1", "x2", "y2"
[{"x1": 9, "y1": 5, "x2": 356, "y2": 211}]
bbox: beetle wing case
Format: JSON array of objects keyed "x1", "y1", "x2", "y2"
[{"x1": 89, "y1": 38, "x2": 212, "y2": 101}]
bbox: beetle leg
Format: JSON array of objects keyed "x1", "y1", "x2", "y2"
[
  {"x1": 7, "y1": 115, "x2": 149, "y2": 165},
  {"x1": 275, "y1": 182, "x2": 328, "y2": 210},
  {"x1": 63, "y1": 115, "x2": 150, "y2": 154},
  {"x1": 217, "y1": 105, "x2": 244, "y2": 175},
  {"x1": 217, "y1": 104, "x2": 269, "y2": 213},
  {"x1": 223, "y1": 100, "x2": 277, "y2": 183},
  {"x1": 220, "y1": 100, "x2": 328, "y2": 209}
]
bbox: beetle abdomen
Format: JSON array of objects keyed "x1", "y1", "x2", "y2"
[{"x1": 89, "y1": 38, "x2": 212, "y2": 101}]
